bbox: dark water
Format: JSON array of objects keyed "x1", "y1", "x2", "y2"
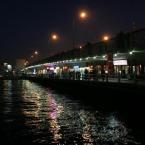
[{"x1": 0, "y1": 80, "x2": 141, "y2": 145}]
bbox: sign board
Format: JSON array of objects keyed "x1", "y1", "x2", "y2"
[{"x1": 113, "y1": 60, "x2": 127, "y2": 65}]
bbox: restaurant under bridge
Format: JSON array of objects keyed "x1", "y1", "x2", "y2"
[{"x1": 22, "y1": 50, "x2": 145, "y2": 82}]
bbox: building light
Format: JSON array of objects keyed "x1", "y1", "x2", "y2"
[
  {"x1": 114, "y1": 53, "x2": 118, "y2": 57},
  {"x1": 140, "y1": 65, "x2": 142, "y2": 69},
  {"x1": 103, "y1": 55, "x2": 106, "y2": 58},
  {"x1": 129, "y1": 51, "x2": 133, "y2": 55},
  {"x1": 50, "y1": 67, "x2": 54, "y2": 71},
  {"x1": 7, "y1": 65, "x2": 12, "y2": 71},
  {"x1": 4, "y1": 63, "x2": 8, "y2": 66},
  {"x1": 33, "y1": 69, "x2": 36, "y2": 75},
  {"x1": 56, "y1": 67, "x2": 60, "y2": 69}
]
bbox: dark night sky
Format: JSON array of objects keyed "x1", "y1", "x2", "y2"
[{"x1": 0, "y1": 0, "x2": 145, "y2": 60}]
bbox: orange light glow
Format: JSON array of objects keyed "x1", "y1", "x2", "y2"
[
  {"x1": 79, "y1": 11, "x2": 88, "y2": 19},
  {"x1": 51, "y1": 34, "x2": 58, "y2": 40},
  {"x1": 103, "y1": 35, "x2": 109, "y2": 41}
]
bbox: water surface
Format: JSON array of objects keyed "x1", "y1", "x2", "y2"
[{"x1": 0, "y1": 80, "x2": 139, "y2": 145}]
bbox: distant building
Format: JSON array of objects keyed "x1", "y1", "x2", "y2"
[
  {"x1": 0, "y1": 61, "x2": 13, "y2": 76},
  {"x1": 0, "y1": 59, "x2": 27, "y2": 76}
]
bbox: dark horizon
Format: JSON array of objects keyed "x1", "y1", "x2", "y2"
[{"x1": 0, "y1": 0, "x2": 145, "y2": 60}]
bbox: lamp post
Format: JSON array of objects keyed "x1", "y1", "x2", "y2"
[
  {"x1": 103, "y1": 35, "x2": 113, "y2": 77},
  {"x1": 48, "y1": 33, "x2": 59, "y2": 56},
  {"x1": 72, "y1": 10, "x2": 88, "y2": 49}
]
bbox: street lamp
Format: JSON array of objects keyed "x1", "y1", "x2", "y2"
[
  {"x1": 79, "y1": 11, "x2": 88, "y2": 20},
  {"x1": 51, "y1": 33, "x2": 59, "y2": 41},
  {"x1": 103, "y1": 35, "x2": 110, "y2": 52},
  {"x1": 102, "y1": 35, "x2": 113, "y2": 76},
  {"x1": 103, "y1": 35, "x2": 109, "y2": 41},
  {"x1": 48, "y1": 33, "x2": 59, "y2": 56},
  {"x1": 73, "y1": 10, "x2": 89, "y2": 49}
]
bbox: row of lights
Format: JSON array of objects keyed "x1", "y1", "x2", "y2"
[
  {"x1": 23, "y1": 54, "x2": 106, "y2": 70},
  {"x1": 31, "y1": 50, "x2": 39, "y2": 59},
  {"x1": 46, "y1": 55, "x2": 107, "y2": 64},
  {"x1": 25, "y1": 49, "x2": 135, "y2": 67},
  {"x1": 48, "y1": 49, "x2": 137, "y2": 64},
  {"x1": 24, "y1": 50, "x2": 39, "y2": 66},
  {"x1": 49, "y1": 10, "x2": 110, "y2": 43},
  {"x1": 114, "y1": 50, "x2": 136, "y2": 57},
  {"x1": 50, "y1": 34, "x2": 110, "y2": 42},
  {"x1": 24, "y1": 49, "x2": 138, "y2": 70}
]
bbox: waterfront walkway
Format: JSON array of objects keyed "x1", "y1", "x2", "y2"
[
  {"x1": 96, "y1": 77, "x2": 145, "y2": 86},
  {"x1": 1, "y1": 75, "x2": 145, "y2": 86}
]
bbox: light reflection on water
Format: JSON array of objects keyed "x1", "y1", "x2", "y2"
[
  {"x1": 3, "y1": 80, "x2": 13, "y2": 115},
  {"x1": 0, "y1": 80, "x2": 139, "y2": 145}
]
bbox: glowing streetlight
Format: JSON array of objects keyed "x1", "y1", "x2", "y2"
[
  {"x1": 51, "y1": 33, "x2": 58, "y2": 41},
  {"x1": 72, "y1": 10, "x2": 89, "y2": 49},
  {"x1": 79, "y1": 11, "x2": 87, "y2": 19},
  {"x1": 103, "y1": 35, "x2": 113, "y2": 75},
  {"x1": 103, "y1": 35, "x2": 109, "y2": 41},
  {"x1": 103, "y1": 55, "x2": 106, "y2": 58}
]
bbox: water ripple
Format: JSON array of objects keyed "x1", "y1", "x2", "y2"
[{"x1": 0, "y1": 80, "x2": 139, "y2": 145}]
